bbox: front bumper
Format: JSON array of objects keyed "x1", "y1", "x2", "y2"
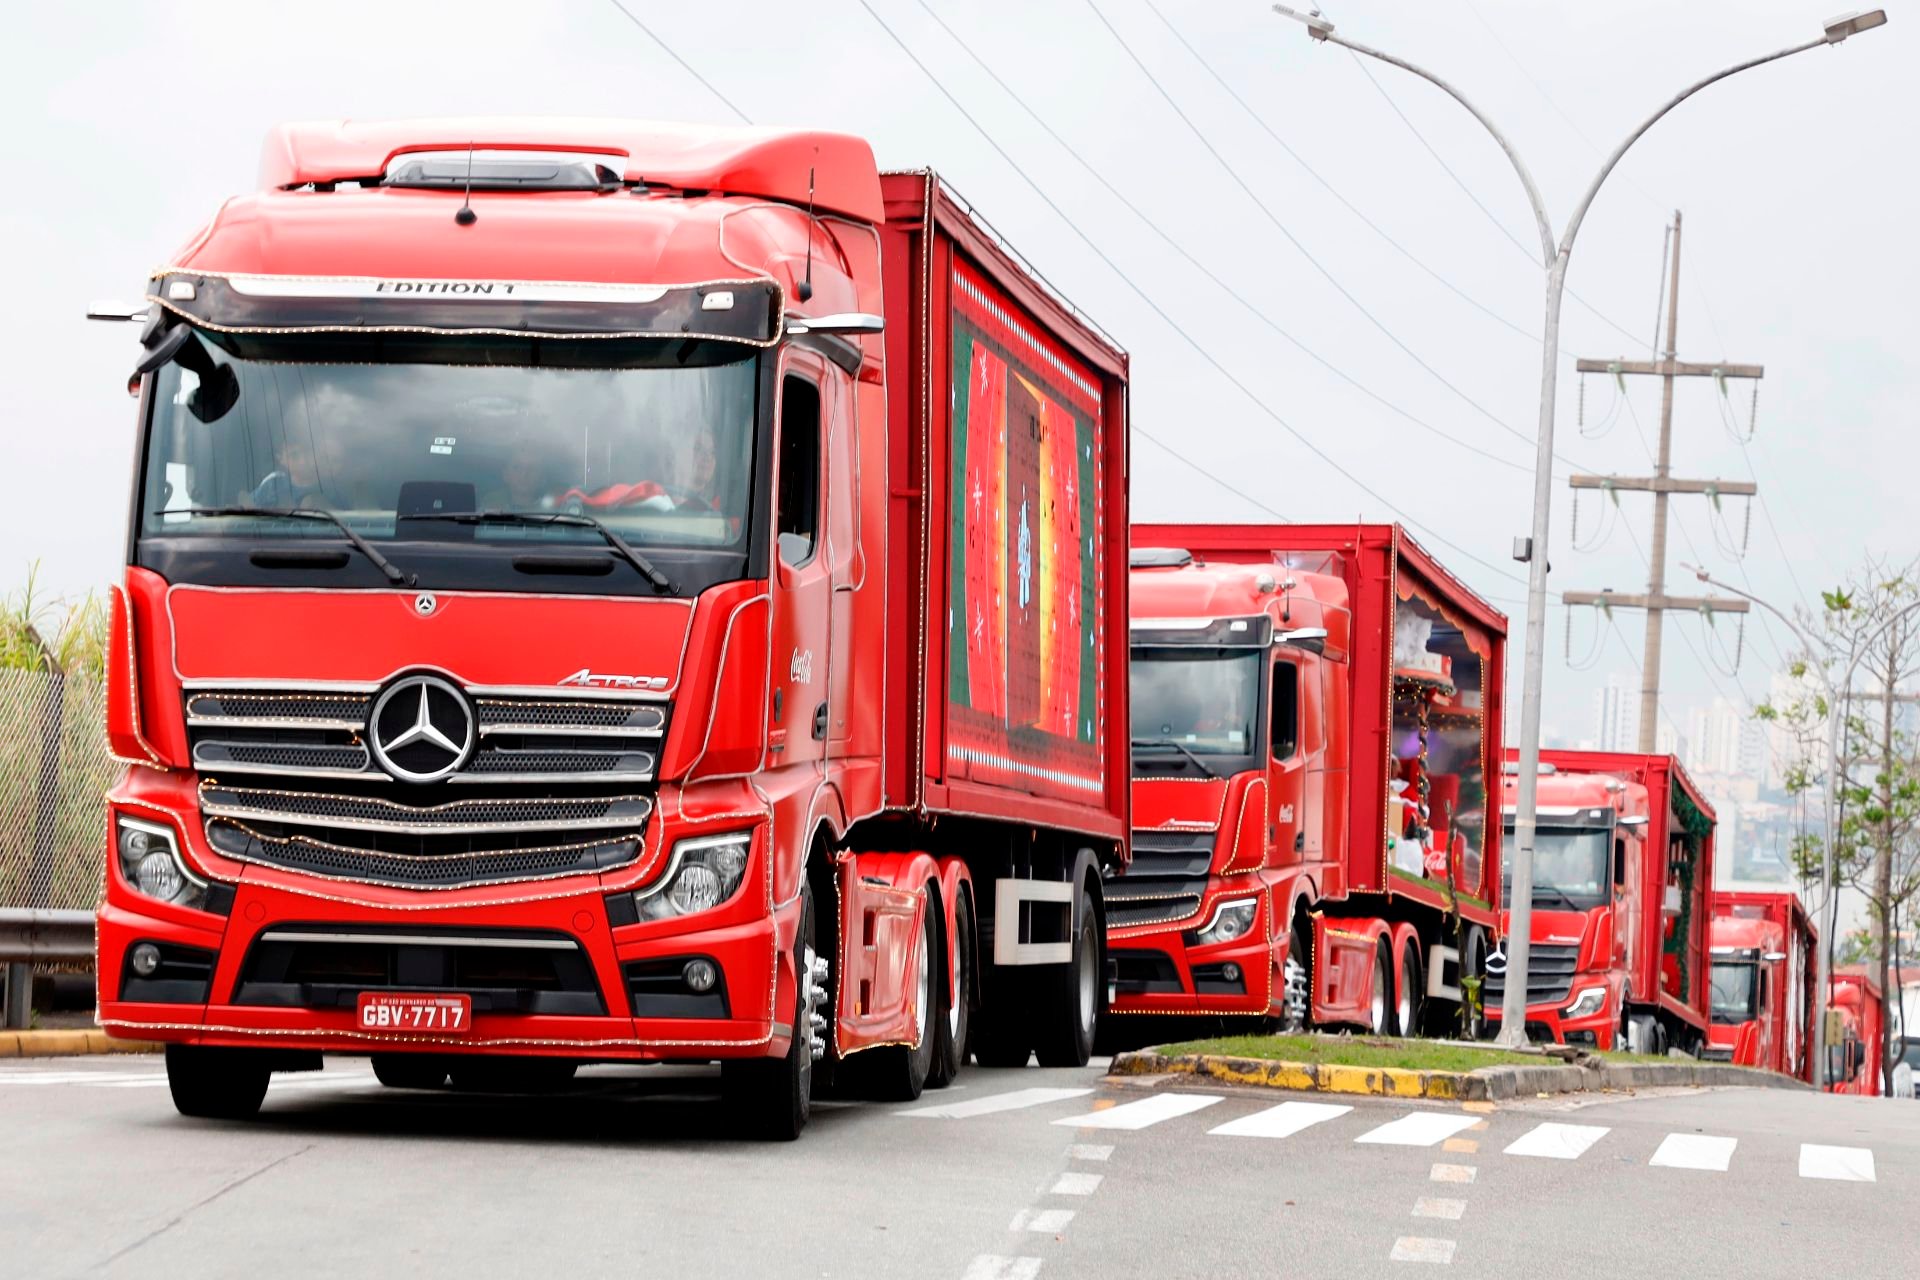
[
  {"x1": 1105, "y1": 889, "x2": 1272, "y2": 1016},
  {"x1": 1484, "y1": 980, "x2": 1617, "y2": 1047}
]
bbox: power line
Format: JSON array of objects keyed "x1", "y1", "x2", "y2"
[
  {"x1": 911, "y1": 3, "x2": 1537, "y2": 477},
  {"x1": 1084, "y1": 1, "x2": 1553, "y2": 461},
  {"x1": 603, "y1": 1, "x2": 753, "y2": 125},
  {"x1": 856, "y1": 0, "x2": 1526, "y2": 589}
]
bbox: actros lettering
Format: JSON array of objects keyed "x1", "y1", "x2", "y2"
[{"x1": 557, "y1": 668, "x2": 669, "y2": 691}]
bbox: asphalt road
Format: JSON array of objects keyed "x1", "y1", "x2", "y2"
[{"x1": 4, "y1": 1053, "x2": 1913, "y2": 1278}]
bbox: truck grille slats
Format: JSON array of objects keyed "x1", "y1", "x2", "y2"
[
  {"x1": 200, "y1": 783, "x2": 652, "y2": 835},
  {"x1": 206, "y1": 819, "x2": 641, "y2": 890},
  {"x1": 1105, "y1": 874, "x2": 1209, "y2": 929},
  {"x1": 1483, "y1": 943, "x2": 1580, "y2": 1008},
  {"x1": 194, "y1": 740, "x2": 371, "y2": 775}
]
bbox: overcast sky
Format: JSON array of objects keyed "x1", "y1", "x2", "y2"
[{"x1": 4, "y1": 0, "x2": 1913, "y2": 739}]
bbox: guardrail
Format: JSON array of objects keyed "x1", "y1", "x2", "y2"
[{"x1": 0, "y1": 908, "x2": 93, "y2": 1029}]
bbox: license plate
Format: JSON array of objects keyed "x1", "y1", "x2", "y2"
[{"x1": 356, "y1": 992, "x2": 472, "y2": 1035}]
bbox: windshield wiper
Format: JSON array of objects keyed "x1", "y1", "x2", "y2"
[
  {"x1": 178, "y1": 507, "x2": 412, "y2": 587},
  {"x1": 398, "y1": 510, "x2": 678, "y2": 596},
  {"x1": 1531, "y1": 884, "x2": 1584, "y2": 912},
  {"x1": 1130, "y1": 736, "x2": 1220, "y2": 779}
]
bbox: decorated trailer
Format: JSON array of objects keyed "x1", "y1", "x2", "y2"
[
  {"x1": 1114, "y1": 523, "x2": 1506, "y2": 1036},
  {"x1": 89, "y1": 120, "x2": 1131, "y2": 1139}
]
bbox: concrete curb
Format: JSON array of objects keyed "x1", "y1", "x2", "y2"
[
  {"x1": 1112, "y1": 1049, "x2": 1809, "y2": 1101},
  {"x1": 0, "y1": 1029, "x2": 162, "y2": 1058}
]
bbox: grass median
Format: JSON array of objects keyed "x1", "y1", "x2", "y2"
[{"x1": 1148, "y1": 1033, "x2": 1544, "y2": 1074}]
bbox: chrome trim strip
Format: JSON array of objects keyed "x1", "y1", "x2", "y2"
[
  {"x1": 478, "y1": 722, "x2": 665, "y2": 739},
  {"x1": 191, "y1": 743, "x2": 372, "y2": 779},
  {"x1": 187, "y1": 715, "x2": 368, "y2": 732},
  {"x1": 200, "y1": 788, "x2": 653, "y2": 836},
  {"x1": 258, "y1": 930, "x2": 580, "y2": 950},
  {"x1": 447, "y1": 769, "x2": 655, "y2": 786},
  {"x1": 182, "y1": 678, "x2": 383, "y2": 694}
]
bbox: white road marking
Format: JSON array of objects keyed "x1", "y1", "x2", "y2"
[
  {"x1": 1357, "y1": 1112, "x2": 1481, "y2": 1147},
  {"x1": 1799, "y1": 1144, "x2": 1876, "y2": 1182},
  {"x1": 0, "y1": 1072, "x2": 166, "y2": 1085},
  {"x1": 1009, "y1": 1208, "x2": 1075, "y2": 1233},
  {"x1": 1067, "y1": 1144, "x2": 1112, "y2": 1161},
  {"x1": 1649, "y1": 1133, "x2": 1738, "y2": 1171},
  {"x1": 1412, "y1": 1198, "x2": 1467, "y2": 1221},
  {"x1": 961, "y1": 1256, "x2": 1042, "y2": 1280},
  {"x1": 900, "y1": 1086, "x2": 1093, "y2": 1120},
  {"x1": 1208, "y1": 1100, "x2": 1352, "y2": 1139},
  {"x1": 1429, "y1": 1164, "x2": 1477, "y2": 1184},
  {"x1": 1502, "y1": 1122, "x2": 1610, "y2": 1160},
  {"x1": 1052, "y1": 1092, "x2": 1222, "y2": 1131},
  {"x1": 1049, "y1": 1171, "x2": 1103, "y2": 1196},
  {"x1": 1390, "y1": 1236, "x2": 1457, "y2": 1264}
]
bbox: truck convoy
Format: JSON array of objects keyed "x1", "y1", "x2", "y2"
[
  {"x1": 1487, "y1": 751, "x2": 1715, "y2": 1054},
  {"x1": 1706, "y1": 890, "x2": 1817, "y2": 1081},
  {"x1": 1826, "y1": 968, "x2": 1887, "y2": 1095},
  {"x1": 90, "y1": 119, "x2": 1133, "y2": 1138},
  {"x1": 1114, "y1": 524, "x2": 1506, "y2": 1036}
]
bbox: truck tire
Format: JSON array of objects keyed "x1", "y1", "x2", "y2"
[
  {"x1": 1463, "y1": 927, "x2": 1489, "y2": 1039},
  {"x1": 856, "y1": 884, "x2": 941, "y2": 1101},
  {"x1": 1281, "y1": 919, "x2": 1313, "y2": 1034},
  {"x1": 1394, "y1": 942, "x2": 1421, "y2": 1038},
  {"x1": 371, "y1": 1054, "x2": 450, "y2": 1090},
  {"x1": 1368, "y1": 940, "x2": 1392, "y2": 1035},
  {"x1": 165, "y1": 1044, "x2": 271, "y2": 1120},
  {"x1": 969, "y1": 1002, "x2": 1033, "y2": 1068},
  {"x1": 723, "y1": 878, "x2": 818, "y2": 1140},
  {"x1": 928, "y1": 891, "x2": 972, "y2": 1089},
  {"x1": 1033, "y1": 883, "x2": 1099, "y2": 1068}
]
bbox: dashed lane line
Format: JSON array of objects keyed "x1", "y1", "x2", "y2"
[
  {"x1": 1052, "y1": 1092, "x2": 1222, "y2": 1131},
  {"x1": 1389, "y1": 1236, "x2": 1457, "y2": 1264},
  {"x1": 1411, "y1": 1198, "x2": 1466, "y2": 1221},
  {"x1": 1208, "y1": 1100, "x2": 1351, "y2": 1140},
  {"x1": 1502, "y1": 1123, "x2": 1610, "y2": 1161},
  {"x1": 1799, "y1": 1144, "x2": 1876, "y2": 1182},
  {"x1": 1356, "y1": 1112, "x2": 1482, "y2": 1147},
  {"x1": 1009, "y1": 1209, "x2": 1075, "y2": 1233},
  {"x1": 1441, "y1": 1138, "x2": 1478, "y2": 1154},
  {"x1": 1049, "y1": 1171, "x2": 1103, "y2": 1196},
  {"x1": 1649, "y1": 1134, "x2": 1738, "y2": 1172},
  {"x1": 901, "y1": 1087, "x2": 1093, "y2": 1120},
  {"x1": 1429, "y1": 1163, "x2": 1477, "y2": 1184},
  {"x1": 1067, "y1": 1144, "x2": 1112, "y2": 1161},
  {"x1": 961, "y1": 1256, "x2": 1042, "y2": 1280}
]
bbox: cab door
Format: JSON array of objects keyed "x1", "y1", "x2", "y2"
[
  {"x1": 1268, "y1": 657, "x2": 1306, "y2": 868},
  {"x1": 766, "y1": 360, "x2": 833, "y2": 768}
]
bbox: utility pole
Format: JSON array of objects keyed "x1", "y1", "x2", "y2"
[{"x1": 1562, "y1": 212, "x2": 1757, "y2": 751}]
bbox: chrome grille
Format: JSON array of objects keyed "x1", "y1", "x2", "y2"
[
  {"x1": 194, "y1": 741, "x2": 371, "y2": 775},
  {"x1": 1483, "y1": 943, "x2": 1580, "y2": 1009},
  {"x1": 205, "y1": 820, "x2": 642, "y2": 890},
  {"x1": 476, "y1": 699, "x2": 664, "y2": 735},
  {"x1": 201, "y1": 783, "x2": 652, "y2": 834}
]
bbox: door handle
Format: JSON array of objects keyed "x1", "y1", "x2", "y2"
[{"x1": 812, "y1": 701, "x2": 829, "y2": 741}]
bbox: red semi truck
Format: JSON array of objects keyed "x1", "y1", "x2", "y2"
[
  {"x1": 89, "y1": 119, "x2": 1132, "y2": 1137},
  {"x1": 1114, "y1": 524, "x2": 1506, "y2": 1035},
  {"x1": 1826, "y1": 968, "x2": 1887, "y2": 1095},
  {"x1": 1707, "y1": 890, "x2": 1817, "y2": 1081},
  {"x1": 1488, "y1": 751, "x2": 1715, "y2": 1054}
]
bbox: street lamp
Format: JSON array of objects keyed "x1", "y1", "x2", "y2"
[
  {"x1": 1687, "y1": 563, "x2": 1920, "y2": 1084},
  {"x1": 1271, "y1": 5, "x2": 1887, "y2": 1047}
]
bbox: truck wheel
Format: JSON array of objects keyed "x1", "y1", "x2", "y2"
[
  {"x1": 1281, "y1": 920, "x2": 1312, "y2": 1034},
  {"x1": 857, "y1": 884, "x2": 941, "y2": 1101},
  {"x1": 1463, "y1": 928, "x2": 1489, "y2": 1039},
  {"x1": 723, "y1": 878, "x2": 818, "y2": 1140},
  {"x1": 165, "y1": 1044, "x2": 270, "y2": 1120},
  {"x1": 371, "y1": 1054, "x2": 450, "y2": 1090},
  {"x1": 969, "y1": 1001, "x2": 1033, "y2": 1068},
  {"x1": 929, "y1": 891, "x2": 972, "y2": 1089},
  {"x1": 1033, "y1": 884, "x2": 1099, "y2": 1068},
  {"x1": 1368, "y1": 940, "x2": 1392, "y2": 1035},
  {"x1": 1394, "y1": 943, "x2": 1421, "y2": 1037}
]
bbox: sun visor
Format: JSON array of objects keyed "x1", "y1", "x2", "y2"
[{"x1": 144, "y1": 271, "x2": 784, "y2": 346}]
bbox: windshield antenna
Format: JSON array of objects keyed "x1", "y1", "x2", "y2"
[
  {"x1": 455, "y1": 142, "x2": 478, "y2": 226},
  {"x1": 795, "y1": 156, "x2": 816, "y2": 302}
]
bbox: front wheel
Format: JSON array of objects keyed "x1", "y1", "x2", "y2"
[
  {"x1": 166, "y1": 1044, "x2": 270, "y2": 1120},
  {"x1": 1033, "y1": 884, "x2": 1100, "y2": 1068},
  {"x1": 1280, "y1": 920, "x2": 1312, "y2": 1034},
  {"x1": 722, "y1": 878, "x2": 819, "y2": 1140}
]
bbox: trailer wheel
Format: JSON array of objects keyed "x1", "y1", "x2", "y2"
[
  {"x1": 1394, "y1": 943, "x2": 1421, "y2": 1037},
  {"x1": 856, "y1": 884, "x2": 941, "y2": 1101},
  {"x1": 929, "y1": 891, "x2": 972, "y2": 1089},
  {"x1": 723, "y1": 877, "x2": 817, "y2": 1139},
  {"x1": 1368, "y1": 940, "x2": 1392, "y2": 1035},
  {"x1": 1034, "y1": 882, "x2": 1100, "y2": 1068},
  {"x1": 371, "y1": 1054, "x2": 450, "y2": 1090},
  {"x1": 165, "y1": 1045, "x2": 270, "y2": 1121}
]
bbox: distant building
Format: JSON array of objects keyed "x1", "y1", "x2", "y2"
[{"x1": 1591, "y1": 674, "x2": 1636, "y2": 753}]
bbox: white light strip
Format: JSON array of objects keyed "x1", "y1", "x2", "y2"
[{"x1": 223, "y1": 275, "x2": 672, "y2": 304}]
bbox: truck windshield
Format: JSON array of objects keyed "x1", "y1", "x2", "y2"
[
  {"x1": 137, "y1": 329, "x2": 758, "y2": 581},
  {"x1": 1710, "y1": 960, "x2": 1759, "y2": 1025},
  {"x1": 1130, "y1": 648, "x2": 1261, "y2": 769},
  {"x1": 1498, "y1": 825, "x2": 1608, "y2": 909}
]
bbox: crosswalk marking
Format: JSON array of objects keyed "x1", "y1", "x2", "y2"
[
  {"x1": 1009, "y1": 1208, "x2": 1074, "y2": 1233},
  {"x1": 1357, "y1": 1112, "x2": 1481, "y2": 1147},
  {"x1": 900, "y1": 1086, "x2": 1093, "y2": 1120},
  {"x1": 1503, "y1": 1123, "x2": 1610, "y2": 1161},
  {"x1": 1799, "y1": 1144, "x2": 1876, "y2": 1182},
  {"x1": 1208, "y1": 1100, "x2": 1351, "y2": 1139},
  {"x1": 1049, "y1": 1171, "x2": 1102, "y2": 1196},
  {"x1": 1649, "y1": 1134, "x2": 1738, "y2": 1171},
  {"x1": 1052, "y1": 1092, "x2": 1221, "y2": 1131},
  {"x1": 1411, "y1": 1197, "x2": 1466, "y2": 1221},
  {"x1": 1389, "y1": 1236, "x2": 1456, "y2": 1264},
  {"x1": 962, "y1": 1256, "x2": 1042, "y2": 1280}
]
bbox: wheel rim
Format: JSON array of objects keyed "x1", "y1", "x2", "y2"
[
  {"x1": 1371, "y1": 955, "x2": 1388, "y2": 1032},
  {"x1": 948, "y1": 923, "x2": 965, "y2": 1042},
  {"x1": 913, "y1": 924, "x2": 931, "y2": 1046},
  {"x1": 1397, "y1": 958, "x2": 1413, "y2": 1033},
  {"x1": 1075, "y1": 924, "x2": 1097, "y2": 1038},
  {"x1": 799, "y1": 940, "x2": 817, "y2": 1091}
]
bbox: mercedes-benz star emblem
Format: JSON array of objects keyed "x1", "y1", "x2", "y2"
[{"x1": 368, "y1": 674, "x2": 474, "y2": 783}]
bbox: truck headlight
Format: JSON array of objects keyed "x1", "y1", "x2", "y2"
[
  {"x1": 115, "y1": 816, "x2": 207, "y2": 911},
  {"x1": 1192, "y1": 897, "x2": 1258, "y2": 945},
  {"x1": 634, "y1": 833, "x2": 752, "y2": 922},
  {"x1": 1564, "y1": 985, "x2": 1607, "y2": 1020}
]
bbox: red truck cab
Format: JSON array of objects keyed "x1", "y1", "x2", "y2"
[
  {"x1": 90, "y1": 120, "x2": 1132, "y2": 1138},
  {"x1": 1492, "y1": 751, "x2": 1714, "y2": 1053},
  {"x1": 1827, "y1": 969, "x2": 1887, "y2": 1095},
  {"x1": 1707, "y1": 891, "x2": 1817, "y2": 1080}
]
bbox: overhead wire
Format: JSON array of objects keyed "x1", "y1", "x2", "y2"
[
  {"x1": 853, "y1": 0, "x2": 1528, "y2": 588},
  {"x1": 603, "y1": 1, "x2": 753, "y2": 124}
]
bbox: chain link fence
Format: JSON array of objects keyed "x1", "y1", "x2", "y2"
[{"x1": 0, "y1": 666, "x2": 112, "y2": 915}]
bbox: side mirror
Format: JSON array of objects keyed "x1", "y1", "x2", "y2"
[
  {"x1": 1277, "y1": 626, "x2": 1328, "y2": 653},
  {"x1": 1762, "y1": 951, "x2": 1788, "y2": 963},
  {"x1": 786, "y1": 312, "x2": 884, "y2": 336},
  {"x1": 136, "y1": 328, "x2": 239, "y2": 423},
  {"x1": 87, "y1": 300, "x2": 151, "y2": 322}
]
